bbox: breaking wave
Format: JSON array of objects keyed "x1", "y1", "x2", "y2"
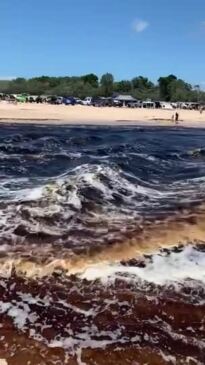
[{"x1": 0, "y1": 124, "x2": 205, "y2": 364}]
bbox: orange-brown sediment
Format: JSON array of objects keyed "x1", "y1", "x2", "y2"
[{"x1": 0, "y1": 205, "x2": 205, "y2": 277}]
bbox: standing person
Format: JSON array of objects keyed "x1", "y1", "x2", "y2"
[
  {"x1": 200, "y1": 106, "x2": 203, "y2": 114},
  {"x1": 175, "y1": 112, "x2": 179, "y2": 124}
]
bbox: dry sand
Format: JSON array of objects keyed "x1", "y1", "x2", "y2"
[{"x1": 0, "y1": 101, "x2": 205, "y2": 126}]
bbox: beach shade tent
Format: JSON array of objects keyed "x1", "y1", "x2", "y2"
[{"x1": 113, "y1": 95, "x2": 137, "y2": 107}]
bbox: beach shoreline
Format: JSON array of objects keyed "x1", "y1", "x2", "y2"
[{"x1": 0, "y1": 102, "x2": 205, "y2": 127}]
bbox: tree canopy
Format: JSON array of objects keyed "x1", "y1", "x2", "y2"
[
  {"x1": 100, "y1": 73, "x2": 114, "y2": 97},
  {"x1": 0, "y1": 73, "x2": 204, "y2": 102},
  {"x1": 158, "y1": 75, "x2": 177, "y2": 101}
]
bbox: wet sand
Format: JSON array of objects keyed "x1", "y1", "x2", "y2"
[{"x1": 0, "y1": 102, "x2": 205, "y2": 126}]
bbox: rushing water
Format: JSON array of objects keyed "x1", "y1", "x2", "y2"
[{"x1": 0, "y1": 124, "x2": 205, "y2": 365}]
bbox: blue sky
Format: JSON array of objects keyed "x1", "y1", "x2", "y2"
[{"x1": 0, "y1": 0, "x2": 204, "y2": 85}]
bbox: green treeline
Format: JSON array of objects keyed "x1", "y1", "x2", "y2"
[{"x1": 0, "y1": 73, "x2": 204, "y2": 102}]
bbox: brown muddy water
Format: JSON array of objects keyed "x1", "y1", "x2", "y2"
[{"x1": 0, "y1": 124, "x2": 204, "y2": 365}]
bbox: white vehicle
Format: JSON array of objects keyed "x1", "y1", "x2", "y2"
[
  {"x1": 180, "y1": 102, "x2": 190, "y2": 109},
  {"x1": 171, "y1": 103, "x2": 178, "y2": 109},
  {"x1": 160, "y1": 102, "x2": 174, "y2": 110},
  {"x1": 82, "y1": 97, "x2": 92, "y2": 105}
]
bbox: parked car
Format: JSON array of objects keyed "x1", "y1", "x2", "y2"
[
  {"x1": 55, "y1": 97, "x2": 64, "y2": 105},
  {"x1": 103, "y1": 98, "x2": 114, "y2": 107},
  {"x1": 27, "y1": 95, "x2": 38, "y2": 103},
  {"x1": 36, "y1": 95, "x2": 49, "y2": 103},
  {"x1": 47, "y1": 96, "x2": 62, "y2": 105},
  {"x1": 112, "y1": 99, "x2": 123, "y2": 107},
  {"x1": 154, "y1": 101, "x2": 161, "y2": 109},
  {"x1": 91, "y1": 97, "x2": 106, "y2": 107},
  {"x1": 63, "y1": 97, "x2": 76, "y2": 105},
  {"x1": 15, "y1": 94, "x2": 27, "y2": 103},
  {"x1": 82, "y1": 97, "x2": 92, "y2": 105},
  {"x1": 160, "y1": 102, "x2": 174, "y2": 110},
  {"x1": 74, "y1": 98, "x2": 83, "y2": 105},
  {"x1": 142, "y1": 101, "x2": 155, "y2": 108},
  {"x1": 127, "y1": 101, "x2": 139, "y2": 108},
  {"x1": 171, "y1": 103, "x2": 177, "y2": 109},
  {"x1": 179, "y1": 102, "x2": 193, "y2": 110}
]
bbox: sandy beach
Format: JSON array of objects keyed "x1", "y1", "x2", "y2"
[{"x1": 0, "y1": 101, "x2": 205, "y2": 126}]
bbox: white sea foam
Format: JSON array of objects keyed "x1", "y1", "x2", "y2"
[
  {"x1": 159, "y1": 351, "x2": 176, "y2": 364},
  {"x1": 1, "y1": 161, "x2": 205, "y2": 253},
  {"x1": 23, "y1": 186, "x2": 44, "y2": 201},
  {"x1": 0, "y1": 247, "x2": 203, "y2": 365},
  {"x1": 78, "y1": 246, "x2": 205, "y2": 285}
]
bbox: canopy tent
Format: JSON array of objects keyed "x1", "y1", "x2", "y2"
[{"x1": 113, "y1": 95, "x2": 137, "y2": 106}]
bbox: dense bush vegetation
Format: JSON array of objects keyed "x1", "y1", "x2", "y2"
[{"x1": 0, "y1": 73, "x2": 204, "y2": 102}]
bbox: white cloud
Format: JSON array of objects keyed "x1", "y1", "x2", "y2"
[{"x1": 132, "y1": 19, "x2": 149, "y2": 33}]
